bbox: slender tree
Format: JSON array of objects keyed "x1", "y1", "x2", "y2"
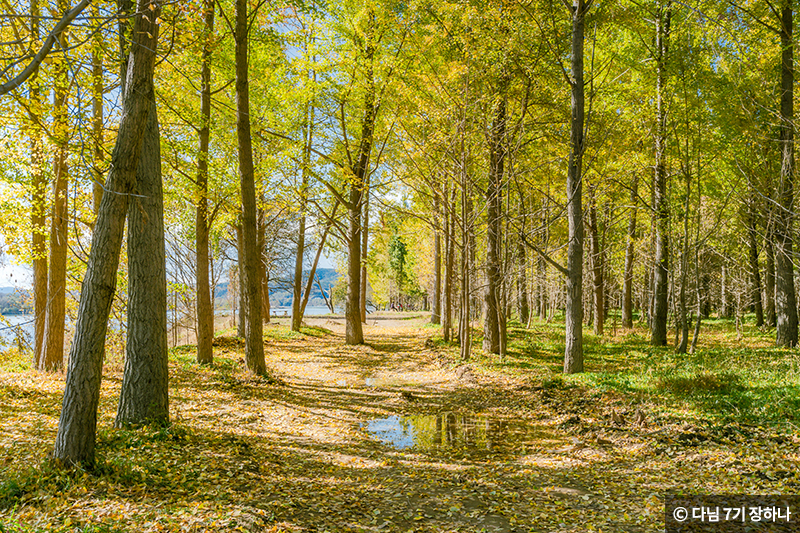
[
  {"x1": 195, "y1": 0, "x2": 215, "y2": 364},
  {"x1": 235, "y1": 0, "x2": 267, "y2": 373},
  {"x1": 774, "y1": 0, "x2": 797, "y2": 347},
  {"x1": 563, "y1": 0, "x2": 591, "y2": 374},
  {"x1": 651, "y1": 0, "x2": 672, "y2": 347}
]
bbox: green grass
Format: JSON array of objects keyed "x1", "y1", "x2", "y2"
[{"x1": 430, "y1": 316, "x2": 800, "y2": 429}]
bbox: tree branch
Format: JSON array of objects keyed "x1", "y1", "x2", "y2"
[{"x1": 0, "y1": 0, "x2": 91, "y2": 96}]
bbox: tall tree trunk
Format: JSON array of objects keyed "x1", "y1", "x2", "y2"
[
  {"x1": 690, "y1": 179, "x2": 702, "y2": 353},
  {"x1": 676, "y1": 173, "x2": 690, "y2": 354},
  {"x1": 443, "y1": 185, "x2": 454, "y2": 341},
  {"x1": 460, "y1": 157, "x2": 471, "y2": 361},
  {"x1": 235, "y1": 0, "x2": 267, "y2": 373},
  {"x1": 29, "y1": 0, "x2": 47, "y2": 369},
  {"x1": 53, "y1": 0, "x2": 160, "y2": 466},
  {"x1": 765, "y1": 224, "x2": 777, "y2": 327},
  {"x1": 360, "y1": 179, "x2": 370, "y2": 323},
  {"x1": 431, "y1": 190, "x2": 442, "y2": 324},
  {"x1": 775, "y1": 0, "x2": 798, "y2": 347},
  {"x1": 117, "y1": 97, "x2": 168, "y2": 426},
  {"x1": 517, "y1": 198, "x2": 529, "y2": 324},
  {"x1": 41, "y1": 2, "x2": 70, "y2": 371},
  {"x1": 720, "y1": 264, "x2": 731, "y2": 318},
  {"x1": 651, "y1": 0, "x2": 672, "y2": 347},
  {"x1": 483, "y1": 85, "x2": 506, "y2": 354},
  {"x1": 748, "y1": 192, "x2": 764, "y2": 327},
  {"x1": 116, "y1": 0, "x2": 168, "y2": 425},
  {"x1": 195, "y1": 0, "x2": 215, "y2": 364},
  {"x1": 537, "y1": 198, "x2": 549, "y2": 321},
  {"x1": 345, "y1": 10, "x2": 376, "y2": 345},
  {"x1": 589, "y1": 194, "x2": 604, "y2": 336},
  {"x1": 622, "y1": 175, "x2": 638, "y2": 328},
  {"x1": 483, "y1": 84, "x2": 506, "y2": 355},
  {"x1": 564, "y1": 0, "x2": 589, "y2": 374}
]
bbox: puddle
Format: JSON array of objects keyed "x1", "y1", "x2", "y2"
[{"x1": 362, "y1": 413, "x2": 550, "y2": 453}]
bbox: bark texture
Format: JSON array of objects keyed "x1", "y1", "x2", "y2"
[
  {"x1": 117, "y1": 98, "x2": 168, "y2": 427},
  {"x1": 775, "y1": 0, "x2": 798, "y2": 347},
  {"x1": 52, "y1": 0, "x2": 160, "y2": 466}
]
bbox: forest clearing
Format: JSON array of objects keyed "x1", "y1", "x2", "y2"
[{"x1": 1, "y1": 314, "x2": 798, "y2": 532}]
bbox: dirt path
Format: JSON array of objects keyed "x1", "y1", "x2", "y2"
[{"x1": 195, "y1": 316, "x2": 662, "y2": 532}]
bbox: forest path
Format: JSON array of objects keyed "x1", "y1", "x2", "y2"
[{"x1": 190, "y1": 315, "x2": 662, "y2": 532}]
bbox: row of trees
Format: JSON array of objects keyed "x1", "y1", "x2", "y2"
[{"x1": 1, "y1": 0, "x2": 799, "y2": 466}]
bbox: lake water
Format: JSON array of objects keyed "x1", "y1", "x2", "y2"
[
  {"x1": 0, "y1": 314, "x2": 34, "y2": 348},
  {"x1": 1, "y1": 305, "x2": 336, "y2": 348}
]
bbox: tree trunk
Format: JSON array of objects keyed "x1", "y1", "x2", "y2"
[
  {"x1": 360, "y1": 180, "x2": 370, "y2": 323},
  {"x1": 235, "y1": 0, "x2": 267, "y2": 373},
  {"x1": 345, "y1": 10, "x2": 376, "y2": 345},
  {"x1": 517, "y1": 234, "x2": 529, "y2": 324},
  {"x1": 41, "y1": 3, "x2": 70, "y2": 372},
  {"x1": 28, "y1": 0, "x2": 47, "y2": 369},
  {"x1": 483, "y1": 85, "x2": 506, "y2": 355},
  {"x1": 537, "y1": 199, "x2": 548, "y2": 321},
  {"x1": 443, "y1": 185, "x2": 455, "y2": 342},
  {"x1": 460, "y1": 157, "x2": 471, "y2": 362},
  {"x1": 431, "y1": 190, "x2": 442, "y2": 324},
  {"x1": 720, "y1": 264, "x2": 731, "y2": 318},
  {"x1": 747, "y1": 193, "x2": 764, "y2": 327},
  {"x1": 589, "y1": 196, "x2": 604, "y2": 336},
  {"x1": 765, "y1": 226, "x2": 776, "y2": 327},
  {"x1": 564, "y1": 0, "x2": 588, "y2": 374},
  {"x1": 676, "y1": 173, "x2": 690, "y2": 354},
  {"x1": 651, "y1": 0, "x2": 671, "y2": 347},
  {"x1": 622, "y1": 175, "x2": 638, "y2": 328},
  {"x1": 52, "y1": 0, "x2": 160, "y2": 466},
  {"x1": 775, "y1": 0, "x2": 798, "y2": 347},
  {"x1": 117, "y1": 97, "x2": 168, "y2": 427},
  {"x1": 195, "y1": 0, "x2": 215, "y2": 364}
]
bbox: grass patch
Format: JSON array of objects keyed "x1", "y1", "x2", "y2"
[{"x1": 656, "y1": 371, "x2": 742, "y2": 395}]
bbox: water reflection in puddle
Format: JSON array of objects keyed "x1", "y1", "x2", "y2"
[{"x1": 363, "y1": 413, "x2": 547, "y2": 453}]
